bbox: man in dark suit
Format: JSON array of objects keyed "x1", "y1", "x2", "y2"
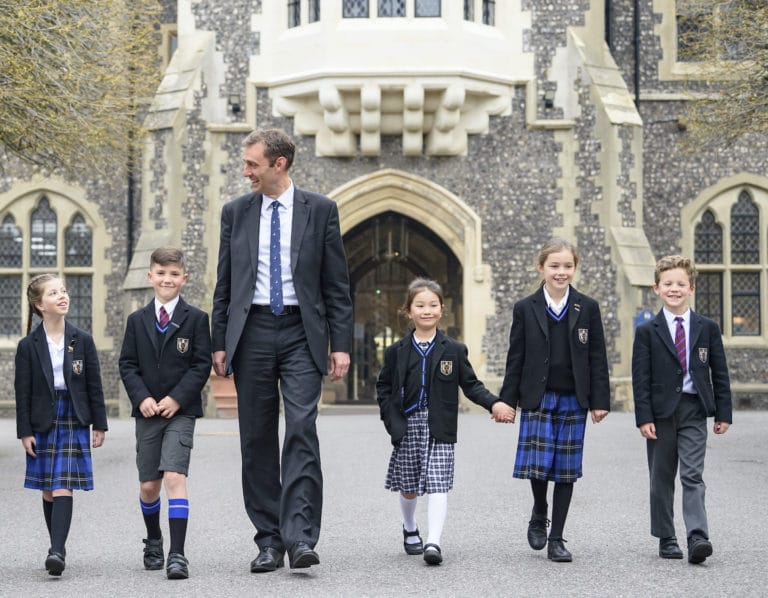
[
  {"x1": 632, "y1": 255, "x2": 731, "y2": 565},
  {"x1": 212, "y1": 129, "x2": 353, "y2": 572}
]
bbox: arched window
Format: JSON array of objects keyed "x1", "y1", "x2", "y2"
[
  {"x1": 0, "y1": 194, "x2": 97, "y2": 338},
  {"x1": 30, "y1": 197, "x2": 57, "y2": 268},
  {"x1": 692, "y1": 187, "x2": 766, "y2": 338}
]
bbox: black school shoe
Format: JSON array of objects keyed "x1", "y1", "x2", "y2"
[
  {"x1": 423, "y1": 543, "x2": 442, "y2": 565},
  {"x1": 166, "y1": 552, "x2": 189, "y2": 579},
  {"x1": 527, "y1": 512, "x2": 549, "y2": 551},
  {"x1": 659, "y1": 537, "x2": 684, "y2": 559},
  {"x1": 688, "y1": 536, "x2": 713, "y2": 564},
  {"x1": 45, "y1": 550, "x2": 65, "y2": 576},
  {"x1": 403, "y1": 527, "x2": 424, "y2": 555},
  {"x1": 547, "y1": 538, "x2": 572, "y2": 562},
  {"x1": 143, "y1": 537, "x2": 164, "y2": 570}
]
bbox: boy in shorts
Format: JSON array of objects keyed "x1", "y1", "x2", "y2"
[{"x1": 119, "y1": 247, "x2": 212, "y2": 579}]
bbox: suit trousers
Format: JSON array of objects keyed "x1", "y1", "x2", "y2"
[
  {"x1": 232, "y1": 310, "x2": 323, "y2": 553},
  {"x1": 646, "y1": 395, "x2": 708, "y2": 540}
]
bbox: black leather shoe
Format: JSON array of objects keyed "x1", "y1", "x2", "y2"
[
  {"x1": 659, "y1": 537, "x2": 683, "y2": 559},
  {"x1": 250, "y1": 547, "x2": 285, "y2": 573},
  {"x1": 688, "y1": 536, "x2": 713, "y2": 564},
  {"x1": 45, "y1": 550, "x2": 65, "y2": 576},
  {"x1": 547, "y1": 538, "x2": 572, "y2": 562},
  {"x1": 527, "y1": 512, "x2": 549, "y2": 551},
  {"x1": 403, "y1": 527, "x2": 424, "y2": 555},
  {"x1": 289, "y1": 542, "x2": 320, "y2": 569},
  {"x1": 423, "y1": 543, "x2": 442, "y2": 565},
  {"x1": 166, "y1": 552, "x2": 189, "y2": 579},
  {"x1": 142, "y1": 537, "x2": 164, "y2": 570}
]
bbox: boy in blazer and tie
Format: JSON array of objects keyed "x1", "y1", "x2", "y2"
[
  {"x1": 119, "y1": 247, "x2": 212, "y2": 579},
  {"x1": 632, "y1": 255, "x2": 732, "y2": 564}
]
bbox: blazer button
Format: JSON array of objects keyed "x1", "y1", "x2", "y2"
[
  {"x1": 541, "y1": 376, "x2": 547, "y2": 383},
  {"x1": 675, "y1": 386, "x2": 681, "y2": 393}
]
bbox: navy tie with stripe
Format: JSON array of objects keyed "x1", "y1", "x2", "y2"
[
  {"x1": 674, "y1": 316, "x2": 686, "y2": 372},
  {"x1": 269, "y1": 200, "x2": 284, "y2": 316}
]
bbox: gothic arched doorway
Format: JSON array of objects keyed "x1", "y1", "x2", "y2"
[{"x1": 342, "y1": 211, "x2": 463, "y2": 403}]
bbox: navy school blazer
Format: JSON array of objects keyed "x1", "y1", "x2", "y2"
[
  {"x1": 15, "y1": 321, "x2": 108, "y2": 438},
  {"x1": 499, "y1": 286, "x2": 611, "y2": 411},
  {"x1": 631, "y1": 309, "x2": 732, "y2": 426},
  {"x1": 376, "y1": 329, "x2": 499, "y2": 444},
  {"x1": 119, "y1": 297, "x2": 212, "y2": 418}
]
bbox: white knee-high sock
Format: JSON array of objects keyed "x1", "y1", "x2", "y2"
[
  {"x1": 400, "y1": 494, "x2": 419, "y2": 540},
  {"x1": 426, "y1": 492, "x2": 448, "y2": 546}
]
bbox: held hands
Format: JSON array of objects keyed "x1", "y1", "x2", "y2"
[
  {"x1": 491, "y1": 401, "x2": 516, "y2": 424},
  {"x1": 590, "y1": 409, "x2": 609, "y2": 424},
  {"x1": 139, "y1": 397, "x2": 160, "y2": 418}
]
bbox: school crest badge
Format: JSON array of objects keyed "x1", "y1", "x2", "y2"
[
  {"x1": 440, "y1": 360, "x2": 453, "y2": 376},
  {"x1": 72, "y1": 360, "x2": 83, "y2": 375},
  {"x1": 578, "y1": 328, "x2": 589, "y2": 344},
  {"x1": 698, "y1": 348, "x2": 708, "y2": 363},
  {"x1": 177, "y1": 338, "x2": 190, "y2": 354}
]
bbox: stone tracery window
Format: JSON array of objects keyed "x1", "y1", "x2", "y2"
[{"x1": 693, "y1": 188, "x2": 766, "y2": 338}]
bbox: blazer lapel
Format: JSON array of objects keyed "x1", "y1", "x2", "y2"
[
  {"x1": 568, "y1": 287, "x2": 582, "y2": 334},
  {"x1": 430, "y1": 330, "x2": 447, "y2": 370},
  {"x1": 162, "y1": 299, "x2": 188, "y2": 352},
  {"x1": 688, "y1": 310, "x2": 703, "y2": 350},
  {"x1": 532, "y1": 288, "x2": 549, "y2": 338},
  {"x1": 291, "y1": 188, "x2": 310, "y2": 271},
  {"x1": 246, "y1": 193, "x2": 262, "y2": 282},
  {"x1": 651, "y1": 310, "x2": 678, "y2": 361},
  {"x1": 142, "y1": 301, "x2": 161, "y2": 354},
  {"x1": 63, "y1": 323, "x2": 78, "y2": 389},
  {"x1": 32, "y1": 325, "x2": 55, "y2": 394}
]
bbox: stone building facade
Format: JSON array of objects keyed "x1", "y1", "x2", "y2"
[{"x1": 1, "y1": 0, "x2": 767, "y2": 417}]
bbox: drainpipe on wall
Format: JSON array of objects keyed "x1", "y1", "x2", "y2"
[
  {"x1": 126, "y1": 129, "x2": 135, "y2": 269},
  {"x1": 634, "y1": 0, "x2": 641, "y2": 108},
  {"x1": 605, "y1": 0, "x2": 613, "y2": 51}
]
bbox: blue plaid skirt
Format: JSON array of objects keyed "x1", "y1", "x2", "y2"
[
  {"x1": 513, "y1": 392, "x2": 587, "y2": 484},
  {"x1": 385, "y1": 408, "x2": 455, "y2": 495},
  {"x1": 24, "y1": 390, "x2": 94, "y2": 491}
]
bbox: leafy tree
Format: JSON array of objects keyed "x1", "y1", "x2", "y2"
[
  {"x1": 0, "y1": 0, "x2": 161, "y2": 173},
  {"x1": 677, "y1": 0, "x2": 768, "y2": 148}
]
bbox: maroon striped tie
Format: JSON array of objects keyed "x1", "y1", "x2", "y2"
[{"x1": 674, "y1": 316, "x2": 686, "y2": 371}]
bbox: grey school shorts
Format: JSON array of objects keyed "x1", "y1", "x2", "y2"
[{"x1": 135, "y1": 414, "x2": 195, "y2": 482}]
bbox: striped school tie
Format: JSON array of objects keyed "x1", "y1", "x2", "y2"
[
  {"x1": 674, "y1": 316, "x2": 686, "y2": 371},
  {"x1": 157, "y1": 306, "x2": 170, "y2": 333}
]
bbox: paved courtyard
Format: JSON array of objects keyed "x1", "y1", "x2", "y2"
[{"x1": 0, "y1": 411, "x2": 765, "y2": 597}]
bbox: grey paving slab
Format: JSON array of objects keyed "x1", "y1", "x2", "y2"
[{"x1": 0, "y1": 411, "x2": 765, "y2": 597}]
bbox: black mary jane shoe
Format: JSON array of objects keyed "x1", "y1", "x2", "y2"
[
  {"x1": 423, "y1": 543, "x2": 443, "y2": 565},
  {"x1": 403, "y1": 527, "x2": 424, "y2": 555}
]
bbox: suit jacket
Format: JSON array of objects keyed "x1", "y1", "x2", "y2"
[
  {"x1": 632, "y1": 309, "x2": 732, "y2": 426},
  {"x1": 15, "y1": 322, "x2": 108, "y2": 438},
  {"x1": 499, "y1": 286, "x2": 611, "y2": 411},
  {"x1": 211, "y1": 187, "x2": 353, "y2": 374},
  {"x1": 376, "y1": 330, "x2": 499, "y2": 444},
  {"x1": 119, "y1": 297, "x2": 212, "y2": 418}
]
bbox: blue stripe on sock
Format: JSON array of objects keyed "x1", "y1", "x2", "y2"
[
  {"x1": 140, "y1": 498, "x2": 161, "y2": 515},
  {"x1": 168, "y1": 498, "x2": 189, "y2": 519}
]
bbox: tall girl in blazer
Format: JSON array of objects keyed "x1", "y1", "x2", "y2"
[
  {"x1": 500, "y1": 239, "x2": 610, "y2": 562},
  {"x1": 377, "y1": 278, "x2": 514, "y2": 566},
  {"x1": 15, "y1": 274, "x2": 108, "y2": 576}
]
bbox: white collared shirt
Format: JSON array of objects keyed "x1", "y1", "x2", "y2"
[
  {"x1": 155, "y1": 296, "x2": 180, "y2": 321},
  {"x1": 44, "y1": 325, "x2": 66, "y2": 390},
  {"x1": 253, "y1": 182, "x2": 298, "y2": 306},
  {"x1": 543, "y1": 286, "x2": 570, "y2": 316},
  {"x1": 662, "y1": 307, "x2": 696, "y2": 394}
]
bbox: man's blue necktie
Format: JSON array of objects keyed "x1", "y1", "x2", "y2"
[{"x1": 269, "y1": 200, "x2": 284, "y2": 316}]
